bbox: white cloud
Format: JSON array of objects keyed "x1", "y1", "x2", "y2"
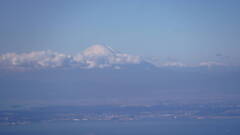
[
  {"x1": 161, "y1": 62, "x2": 187, "y2": 67},
  {"x1": 0, "y1": 45, "x2": 230, "y2": 71},
  {"x1": 152, "y1": 61, "x2": 227, "y2": 68},
  {"x1": 0, "y1": 45, "x2": 143, "y2": 71},
  {"x1": 146, "y1": 56, "x2": 228, "y2": 68},
  {"x1": 0, "y1": 51, "x2": 75, "y2": 70},
  {"x1": 199, "y1": 61, "x2": 226, "y2": 67}
]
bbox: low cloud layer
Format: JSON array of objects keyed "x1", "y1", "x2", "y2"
[
  {"x1": 0, "y1": 45, "x2": 142, "y2": 71},
  {"x1": 0, "y1": 45, "x2": 231, "y2": 71}
]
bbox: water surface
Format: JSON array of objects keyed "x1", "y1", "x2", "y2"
[{"x1": 0, "y1": 119, "x2": 239, "y2": 135}]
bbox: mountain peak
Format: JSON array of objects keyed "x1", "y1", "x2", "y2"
[{"x1": 82, "y1": 44, "x2": 117, "y2": 57}]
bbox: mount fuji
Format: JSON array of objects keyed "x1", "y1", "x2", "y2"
[{"x1": 76, "y1": 44, "x2": 155, "y2": 69}]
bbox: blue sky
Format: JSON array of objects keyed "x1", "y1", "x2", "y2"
[{"x1": 0, "y1": 0, "x2": 240, "y2": 64}]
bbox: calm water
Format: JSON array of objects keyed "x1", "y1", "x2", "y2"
[{"x1": 0, "y1": 120, "x2": 240, "y2": 135}]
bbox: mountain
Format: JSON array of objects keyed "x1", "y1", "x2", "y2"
[
  {"x1": 78, "y1": 44, "x2": 155, "y2": 69},
  {"x1": 82, "y1": 45, "x2": 117, "y2": 57}
]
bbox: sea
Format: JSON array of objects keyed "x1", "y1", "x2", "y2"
[{"x1": 0, "y1": 119, "x2": 239, "y2": 135}]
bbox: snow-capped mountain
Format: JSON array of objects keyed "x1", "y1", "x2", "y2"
[
  {"x1": 78, "y1": 45, "x2": 144, "y2": 69},
  {"x1": 0, "y1": 45, "x2": 154, "y2": 71},
  {"x1": 82, "y1": 45, "x2": 117, "y2": 57}
]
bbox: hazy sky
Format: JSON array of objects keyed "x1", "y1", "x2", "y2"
[
  {"x1": 1, "y1": 0, "x2": 240, "y2": 105},
  {"x1": 0, "y1": 0, "x2": 240, "y2": 64}
]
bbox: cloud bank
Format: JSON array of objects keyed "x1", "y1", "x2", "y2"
[
  {"x1": 0, "y1": 44, "x2": 231, "y2": 71},
  {"x1": 0, "y1": 45, "x2": 142, "y2": 71}
]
